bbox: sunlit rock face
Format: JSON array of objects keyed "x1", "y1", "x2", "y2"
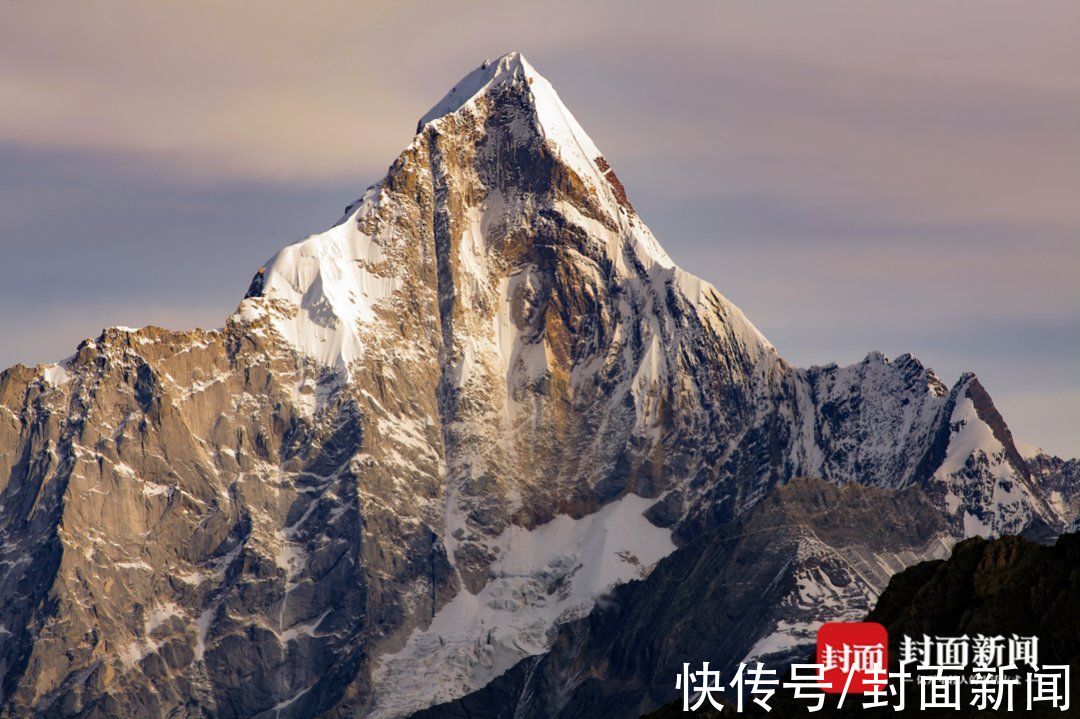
[{"x1": 0, "y1": 52, "x2": 1072, "y2": 718}]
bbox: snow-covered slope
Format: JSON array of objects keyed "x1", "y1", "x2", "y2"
[
  {"x1": 239, "y1": 185, "x2": 402, "y2": 368},
  {"x1": 368, "y1": 493, "x2": 674, "y2": 718},
  {"x1": 927, "y1": 374, "x2": 1058, "y2": 536},
  {"x1": 412, "y1": 479, "x2": 957, "y2": 719}
]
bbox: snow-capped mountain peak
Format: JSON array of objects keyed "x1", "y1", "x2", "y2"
[
  {"x1": 419, "y1": 51, "x2": 606, "y2": 190},
  {"x1": 235, "y1": 52, "x2": 772, "y2": 380},
  {"x1": 419, "y1": 51, "x2": 538, "y2": 126}
]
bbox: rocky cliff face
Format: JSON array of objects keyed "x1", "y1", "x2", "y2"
[{"x1": 0, "y1": 52, "x2": 1074, "y2": 718}]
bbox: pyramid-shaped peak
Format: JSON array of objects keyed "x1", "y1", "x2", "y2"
[
  {"x1": 417, "y1": 53, "x2": 610, "y2": 193},
  {"x1": 418, "y1": 51, "x2": 539, "y2": 127}
]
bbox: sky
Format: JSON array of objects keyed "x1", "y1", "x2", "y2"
[{"x1": 1, "y1": 1, "x2": 1077, "y2": 456}]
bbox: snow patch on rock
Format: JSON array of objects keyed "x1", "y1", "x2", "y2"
[{"x1": 368, "y1": 493, "x2": 675, "y2": 718}]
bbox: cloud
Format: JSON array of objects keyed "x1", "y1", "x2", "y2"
[
  {"x1": 992, "y1": 389, "x2": 1080, "y2": 460},
  {"x1": 0, "y1": 300, "x2": 223, "y2": 369},
  {"x1": 0, "y1": 0, "x2": 1076, "y2": 455}
]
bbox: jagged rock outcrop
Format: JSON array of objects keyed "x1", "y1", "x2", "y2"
[
  {"x1": 0, "y1": 52, "x2": 1074, "y2": 718},
  {"x1": 1027, "y1": 453, "x2": 1080, "y2": 533}
]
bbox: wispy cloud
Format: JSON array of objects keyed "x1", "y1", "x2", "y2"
[{"x1": 0, "y1": 1, "x2": 1076, "y2": 454}]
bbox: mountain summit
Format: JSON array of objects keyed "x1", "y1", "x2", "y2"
[
  {"x1": 419, "y1": 52, "x2": 599, "y2": 155},
  {"x1": 0, "y1": 53, "x2": 1074, "y2": 718},
  {"x1": 240, "y1": 51, "x2": 764, "y2": 371}
]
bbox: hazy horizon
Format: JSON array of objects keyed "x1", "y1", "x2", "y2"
[{"x1": 1, "y1": 2, "x2": 1076, "y2": 456}]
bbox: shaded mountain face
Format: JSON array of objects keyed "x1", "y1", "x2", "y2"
[
  {"x1": 0, "y1": 52, "x2": 1074, "y2": 718},
  {"x1": 852, "y1": 531, "x2": 1080, "y2": 719},
  {"x1": 869, "y1": 532, "x2": 1080, "y2": 667},
  {"x1": 413, "y1": 478, "x2": 953, "y2": 719},
  {"x1": 645, "y1": 530, "x2": 1080, "y2": 719}
]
